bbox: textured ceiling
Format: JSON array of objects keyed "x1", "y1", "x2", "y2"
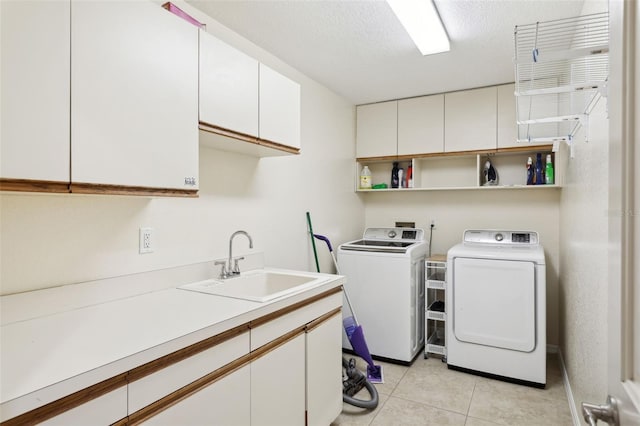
[{"x1": 188, "y1": 0, "x2": 589, "y2": 105}]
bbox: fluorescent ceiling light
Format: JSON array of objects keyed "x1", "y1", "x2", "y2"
[{"x1": 387, "y1": 0, "x2": 450, "y2": 56}]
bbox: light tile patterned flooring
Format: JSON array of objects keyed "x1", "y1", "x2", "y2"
[{"x1": 332, "y1": 354, "x2": 573, "y2": 426}]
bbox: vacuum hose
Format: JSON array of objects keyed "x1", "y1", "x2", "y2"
[{"x1": 342, "y1": 357, "x2": 379, "y2": 409}]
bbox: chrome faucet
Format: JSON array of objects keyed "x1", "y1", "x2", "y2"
[{"x1": 217, "y1": 230, "x2": 254, "y2": 279}]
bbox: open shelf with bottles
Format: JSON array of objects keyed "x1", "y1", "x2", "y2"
[{"x1": 355, "y1": 144, "x2": 563, "y2": 192}]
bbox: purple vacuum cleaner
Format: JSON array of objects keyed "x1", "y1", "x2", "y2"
[{"x1": 312, "y1": 233, "x2": 384, "y2": 384}]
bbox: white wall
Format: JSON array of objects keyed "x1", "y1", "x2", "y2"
[
  {"x1": 0, "y1": 2, "x2": 364, "y2": 294},
  {"x1": 557, "y1": 0, "x2": 609, "y2": 416},
  {"x1": 559, "y1": 100, "x2": 609, "y2": 416},
  {"x1": 364, "y1": 189, "x2": 561, "y2": 345}
]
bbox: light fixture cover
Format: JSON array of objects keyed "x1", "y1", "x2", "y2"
[{"x1": 387, "y1": 0, "x2": 450, "y2": 56}]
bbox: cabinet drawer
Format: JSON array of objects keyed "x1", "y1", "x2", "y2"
[
  {"x1": 251, "y1": 292, "x2": 342, "y2": 350},
  {"x1": 40, "y1": 386, "x2": 127, "y2": 426},
  {"x1": 128, "y1": 332, "x2": 249, "y2": 414}
]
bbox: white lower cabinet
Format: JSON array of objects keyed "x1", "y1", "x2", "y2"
[
  {"x1": 2, "y1": 290, "x2": 343, "y2": 426},
  {"x1": 40, "y1": 387, "x2": 127, "y2": 426},
  {"x1": 306, "y1": 314, "x2": 343, "y2": 426},
  {"x1": 129, "y1": 333, "x2": 250, "y2": 415},
  {"x1": 143, "y1": 365, "x2": 250, "y2": 426},
  {"x1": 251, "y1": 334, "x2": 306, "y2": 426}
]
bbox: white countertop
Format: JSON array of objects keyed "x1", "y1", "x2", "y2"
[{"x1": 0, "y1": 266, "x2": 344, "y2": 421}]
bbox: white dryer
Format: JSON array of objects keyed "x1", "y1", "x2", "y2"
[{"x1": 447, "y1": 230, "x2": 546, "y2": 387}]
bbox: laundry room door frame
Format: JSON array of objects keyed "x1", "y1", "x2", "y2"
[{"x1": 604, "y1": 0, "x2": 640, "y2": 423}]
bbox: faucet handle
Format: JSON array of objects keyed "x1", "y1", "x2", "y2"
[
  {"x1": 232, "y1": 257, "x2": 245, "y2": 274},
  {"x1": 215, "y1": 260, "x2": 228, "y2": 279}
]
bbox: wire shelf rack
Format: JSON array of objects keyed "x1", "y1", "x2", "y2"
[{"x1": 514, "y1": 12, "x2": 609, "y2": 147}]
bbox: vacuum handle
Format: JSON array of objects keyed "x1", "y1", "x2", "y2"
[{"x1": 313, "y1": 234, "x2": 333, "y2": 252}]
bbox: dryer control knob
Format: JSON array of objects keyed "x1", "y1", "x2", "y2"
[
  {"x1": 495, "y1": 233, "x2": 504, "y2": 241},
  {"x1": 388, "y1": 230, "x2": 397, "y2": 238}
]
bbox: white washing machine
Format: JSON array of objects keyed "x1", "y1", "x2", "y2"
[
  {"x1": 447, "y1": 229, "x2": 546, "y2": 387},
  {"x1": 338, "y1": 228, "x2": 427, "y2": 364}
]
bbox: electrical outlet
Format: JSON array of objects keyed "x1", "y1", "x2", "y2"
[
  {"x1": 139, "y1": 227, "x2": 154, "y2": 254},
  {"x1": 430, "y1": 219, "x2": 436, "y2": 229}
]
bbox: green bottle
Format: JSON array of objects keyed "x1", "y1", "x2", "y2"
[{"x1": 545, "y1": 154, "x2": 554, "y2": 185}]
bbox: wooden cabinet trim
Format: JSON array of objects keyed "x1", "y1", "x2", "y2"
[
  {"x1": 199, "y1": 121, "x2": 259, "y2": 145},
  {"x1": 199, "y1": 122, "x2": 300, "y2": 155},
  {"x1": 0, "y1": 179, "x2": 200, "y2": 197},
  {"x1": 305, "y1": 308, "x2": 342, "y2": 333},
  {"x1": 249, "y1": 286, "x2": 342, "y2": 329},
  {"x1": 356, "y1": 144, "x2": 554, "y2": 162},
  {"x1": 0, "y1": 178, "x2": 70, "y2": 193},
  {"x1": 258, "y1": 138, "x2": 300, "y2": 155},
  {"x1": 126, "y1": 324, "x2": 250, "y2": 384},
  {"x1": 0, "y1": 374, "x2": 128, "y2": 426},
  {"x1": 70, "y1": 183, "x2": 198, "y2": 198}
]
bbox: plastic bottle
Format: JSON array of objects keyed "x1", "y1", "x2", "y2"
[
  {"x1": 535, "y1": 153, "x2": 544, "y2": 185},
  {"x1": 526, "y1": 157, "x2": 534, "y2": 185},
  {"x1": 359, "y1": 165, "x2": 372, "y2": 189},
  {"x1": 406, "y1": 164, "x2": 413, "y2": 188},
  {"x1": 545, "y1": 154, "x2": 554, "y2": 185},
  {"x1": 398, "y1": 167, "x2": 404, "y2": 188},
  {"x1": 391, "y1": 162, "x2": 399, "y2": 188}
]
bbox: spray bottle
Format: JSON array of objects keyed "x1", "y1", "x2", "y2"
[
  {"x1": 391, "y1": 162, "x2": 399, "y2": 188},
  {"x1": 526, "y1": 157, "x2": 534, "y2": 185}
]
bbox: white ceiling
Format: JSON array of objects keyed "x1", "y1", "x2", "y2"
[{"x1": 188, "y1": 0, "x2": 588, "y2": 105}]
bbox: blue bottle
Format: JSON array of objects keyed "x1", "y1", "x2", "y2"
[
  {"x1": 535, "y1": 153, "x2": 544, "y2": 185},
  {"x1": 391, "y1": 162, "x2": 399, "y2": 188}
]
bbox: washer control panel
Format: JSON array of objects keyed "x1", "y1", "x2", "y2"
[
  {"x1": 463, "y1": 230, "x2": 539, "y2": 245},
  {"x1": 362, "y1": 227, "x2": 425, "y2": 242}
]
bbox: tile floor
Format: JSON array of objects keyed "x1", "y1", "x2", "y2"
[{"x1": 331, "y1": 354, "x2": 573, "y2": 426}]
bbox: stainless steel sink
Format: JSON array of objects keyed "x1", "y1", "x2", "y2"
[{"x1": 178, "y1": 269, "x2": 330, "y2": 302}]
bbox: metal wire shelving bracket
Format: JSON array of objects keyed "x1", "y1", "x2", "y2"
[{"x1": 514, "y1": 12, "x2": 609, "y2": 158}]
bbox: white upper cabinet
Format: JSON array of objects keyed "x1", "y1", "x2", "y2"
[
  {"x1": 0, "y1": 0, "x2": 70, "y2": 183},
  {"x1": 398, "y1": 95, "x2": 445, "y2": 156},
  {"x1": 445, "y1": 86, "x2": 497, "y2": 152},
  {"x1": 71, "y1": 1, "x2": 199, "y2": 191},
  {"x1": 356, "y1": 101, "x2": 398, "y2": 158},
  {"x1": 199, "y1": 31, "x2": 259, "y2": 138},
  {"x1": 259, "y1": 63, "x2": 301, "y2": 150},
  {"x1": 198, "y1": 42, "x2": 301, "y2": 155},
  {"x1": 497, "y1": 83, "x2": 519, "y2": 149}
]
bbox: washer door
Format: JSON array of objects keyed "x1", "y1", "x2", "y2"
[{"x1": 452, "y1": 257, "x2": 536, "y2": 352}]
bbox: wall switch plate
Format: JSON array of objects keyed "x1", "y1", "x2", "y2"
[{"x1": 139, "y1": 227, "x2": 154, "y2": 254}]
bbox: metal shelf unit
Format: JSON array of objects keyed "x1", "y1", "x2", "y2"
[
  {"x1": 425, "y1": 256, "x2": 447, "y2": 360},
  {"x1": 514, "y1": 12, "x2": 609, "y2": 153}
]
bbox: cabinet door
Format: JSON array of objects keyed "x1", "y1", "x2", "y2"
[
  {"x1": 40, "y1": 387, "x2": 127, "y2": 426},
  {"x1": 356, "y1": 101, "x2": 397, "y2": 158},
  {"x1": 128, "y1": 333, "x2": 249, "y2": 414},
  {"x1": 259, "y1": 64, "x2": 301, "y2": 149},
  {"x1": 200, "y1": 31, "x2": 259, "y2": 137},
  {"x1": 444, "y1": 86, "x2": 497, "y2": 152},
  {"x1": 71, "y1": 1, "x2": 198, "y2": 190},
  {"x1": 142, "y1": 365, "x2": 250, "y2": 426},
  {"x1": 398, "y1": 94, "x2": 444, "y2": 155},
  {"x1": 497, "y1": 84, "x2": 519, "y2": 148},
  {"x1": 0, "y1": 0, "x2": 70, "y2": 182},
  {"x1": 307, "y1": 314, "x2": 343, "y2": 426},
  {"x1": 251, "y1": 334, "x2": 306, "y2": 426}
]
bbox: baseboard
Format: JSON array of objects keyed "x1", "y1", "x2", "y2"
[{"x1": 557, "y1": 348, "x2": 581, "y2": 426}]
